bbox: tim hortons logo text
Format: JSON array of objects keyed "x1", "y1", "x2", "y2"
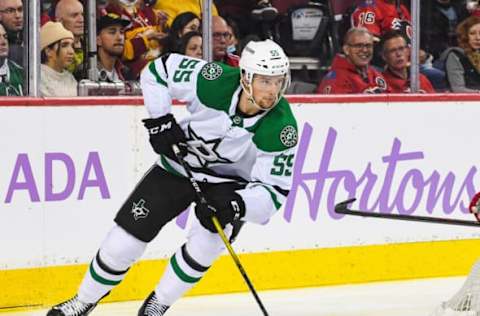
[
  {"x1": 2, "y1": 151, "x2": 110, "y2": 203},
  {"x1": 283, "y1": 124, "x2": 477, "y2": 222},
  {"x1": 173, "y1": 123, "x2": 478, "y2": 229}
]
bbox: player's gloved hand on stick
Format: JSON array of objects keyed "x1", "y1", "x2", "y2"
[
  {"x1": 195, "y1": 186, "x2": 246, "y2": 233},
  {"x1": 143, "y1": 113, "x2": 187, "y2": 156},
  {"x1": 469, "y1": 191, "x2": 480, "y2": 222}
]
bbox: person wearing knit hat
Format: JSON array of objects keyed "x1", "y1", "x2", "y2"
[{"x1": 40, "y1": 21, "x2": 78, "y2": 96}]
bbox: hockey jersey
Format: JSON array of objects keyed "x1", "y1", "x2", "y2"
[
  {"x1": 140, "y1": 53, "x2": 298, "y2": 224},
  {"x1": 317, "y1": 54, "x2": 388, "y2": 94},
  {"x1": 351, "y1": 0, "x2": 412, "y2": 40},
  {"x1": 382, "y1": 67, "x2": 435, "y2": 93}
]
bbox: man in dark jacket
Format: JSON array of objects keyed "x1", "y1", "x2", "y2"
[
  {"x1": 0, "y1": 22, "x2": 23, "y2": 95},
  {"x1": 0, "y1": 0, "x2": 23, "y2": 67},
  {"x1": 421, "y1": 0, "x2": 469, "y2": 59}
]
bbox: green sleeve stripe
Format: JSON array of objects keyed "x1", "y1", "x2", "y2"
[
  {"x1": 259, "y1": 185, "x2": 283, "y2": 210},
  {"x1": 160, "y1": 155, "x2": 184, "y2": 177},
  {"x1": 89, "y1": 263, "x2": 121, "y2": 286},
  {"x1": 149, "y1": 62, "x2": 168, "y2": 87},
  {"x1": 171, "y1": 254, "x2": 202, "y2": 283}
]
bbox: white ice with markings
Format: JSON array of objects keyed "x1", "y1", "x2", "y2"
[{"x1": 2, "y1": 277, "x2": 466, "y2": 316}]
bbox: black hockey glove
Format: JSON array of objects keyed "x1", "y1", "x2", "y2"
[
  {"x1": 143, "y1": 114, "x2": 186, "y2": 156},
  {"x1": 195, "y1": 186, "x2": 246, "y2": 233}
]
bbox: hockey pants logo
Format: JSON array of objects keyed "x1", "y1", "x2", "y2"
[{"x1": 131, "y1": 199, "x2": 150, "y2": 220}]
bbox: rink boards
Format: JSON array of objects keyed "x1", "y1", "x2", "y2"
[{"x1": 1, "y1": 95, "x2": 480, "y2": 310}]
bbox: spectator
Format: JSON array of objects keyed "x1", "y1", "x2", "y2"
[
  {"x1": 153, "y1": 0, "x2": 219, "y2": 27},
  {"x1": 176, "y1": 30, "x2": 203, "y2": 59},
  {"x1": 215, "y1": 0, "x2": 278, "y2": 41},
  {"x1": 381, "y1": 31, "x2": 435, "y2": 93},
  {"x1": 440, "y1": 16, "x2": 480, "y2": 92},
  {"x1": 40, "y1": 21, "x2": 77, "y2": 96},
  {"x1": 55, "y1": 0, "x2": 85, "y2": 80},
  {"x1": 97, "y1": 12, "x2": 132, "y2": 82},
  {"x1": 225, "y1": 16, "x2": 240, "y2": 55},
  {"x1": 351, "y1": 0, "x2": 412, "y2": 67},
  {"x1": 317, "y1": 27, "x2": 389, "y2": 94},
  {"x1": 0, "y1": 0, "x2": 24, "y2": 67},
  {"x1": 419, "y1": 49, "x2": 449, "y2": 91},
  {"x1": 212, "y1": 15, "x2": 239, "y2": 66},
  {"x1": 251, "y1": 0, "x2": 278, "y2": 20},
  {"x1": 351, "y1": 0, "x2": 412, "y2": 42},
  {"x1": 161, "y1": 12, "x2": 200, "y2": 54},
  {"x1": 104, "y1": 0, "x2": 167, "y2": 79},
  {"x1": 41, "y1": 1, "x2": 53, "y2": 25},
  {"x1": 172, "y1": 11, "x2": 201, "y2": 36},
  {"x1": 467, "y1": 0, "x2": 480, "y2": 16},
  {"x1": 421, "y1": 0, "x2": 469, "y2": 60},
  {"x1": 0, "y1": 22, "x2": 23, "y2": 96}
]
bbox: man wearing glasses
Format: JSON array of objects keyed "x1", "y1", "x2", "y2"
[
  {"x1": 212, "y1": 16, "x2": 239, "y2": 67},
  {"x1": 0, "y1": 22, "x2": 23, "y2": 96},
  {"x1": 317, "y1": 27, "x2": 389, "y2": 94},
  {"x1": 381, "y1": 30, "x2": 434, "y2": 93},
  {"x1": 0, "y1": 0, "x2": 23, "y2": 67}
]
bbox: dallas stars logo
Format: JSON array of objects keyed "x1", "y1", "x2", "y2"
[
  {"x1": 186, "y1": 125, "x2": 233, "y2": 167},
  {"x1": 201, "y1": 63, "x2": 223, "y2": 81},
  {"x1": 131, "y1": 199, "x2": 150, "y2": 221}
]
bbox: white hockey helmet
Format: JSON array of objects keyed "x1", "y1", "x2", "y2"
[{"x1": 239, "y1": 39, "x2": 290, "y2": 110}]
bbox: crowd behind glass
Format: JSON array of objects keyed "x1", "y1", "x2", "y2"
[{"x1": 1, "y1": 0, "x2": 479, "y2": 96}]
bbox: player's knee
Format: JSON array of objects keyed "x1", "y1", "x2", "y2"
[
  {"x1": 99, "y1": 224, "x2": 147, "y2": 271},
  {"x1": 186, "y1": 234, "x2": 226, "y2": 267}
]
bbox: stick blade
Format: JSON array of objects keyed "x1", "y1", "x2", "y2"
[{"x1": 334, "y1": 198, "x2": 357, "y2": 213}]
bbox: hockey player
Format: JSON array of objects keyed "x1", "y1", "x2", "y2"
[{"x1": 46, "y1": 39, "x2": 297, "y2": 316}]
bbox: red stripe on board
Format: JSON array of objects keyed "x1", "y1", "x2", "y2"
[
  {"x1": 0, "y1": 93, "x2": 479, "y2": 107},
  {"x1": 286, "y1": 93, "x2": 480, "y2": 103}
]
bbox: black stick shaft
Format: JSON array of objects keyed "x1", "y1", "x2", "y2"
[
  {"x1": 172, "y1": 145, "x2": 269, "y2": 316},
  {"x1": 335, "y1": 198, "x2": 480, "y2": 228}
]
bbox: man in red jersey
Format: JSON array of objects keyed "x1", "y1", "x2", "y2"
[
  {"x1": 351, "y1": 0, "x2": 412, "y2": 42},
  {"x1": 317, "y1": 27, "x2": 388, "y2": 94},
  {"x1": 381, "y1": 30, "x2": 435, "y2": 93}
]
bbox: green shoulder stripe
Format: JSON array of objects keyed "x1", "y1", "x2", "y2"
[
  {"x1": 196, "y1": 62, "x2": 241, "y2": 114},
  {"x1": 250, "y1": 98, "x2": 298, "y2": 152},
  {"x1": 149, "y1": 61, "x2": 168, "y2": 87}
]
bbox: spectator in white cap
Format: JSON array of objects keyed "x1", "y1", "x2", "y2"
[{"x1": 40, "y1": 21, "x2": 77, "y2": 97}]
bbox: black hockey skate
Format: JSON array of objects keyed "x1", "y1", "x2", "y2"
[
  {"x1": 46, "y1": 295, "x2": 96, "y2": 316},
  {"x1": 138, "y1": 291, "x2": 170, "y2": 316}
]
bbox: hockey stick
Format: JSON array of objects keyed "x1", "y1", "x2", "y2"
[
  {"x1": 172, "y1": 144, "x2": 269, "y2": 316},
  {"x1": 335, "y1": 198, "x2": 480, "y2": 227}
]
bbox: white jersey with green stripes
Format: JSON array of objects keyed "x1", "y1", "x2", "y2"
[{"x1": 140, "y1": 53, "x2": 298, "y2": 224}]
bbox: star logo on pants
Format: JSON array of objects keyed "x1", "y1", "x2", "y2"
[{"x1": 131, "y1": 199, "x2": 150, "y2": 221}]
